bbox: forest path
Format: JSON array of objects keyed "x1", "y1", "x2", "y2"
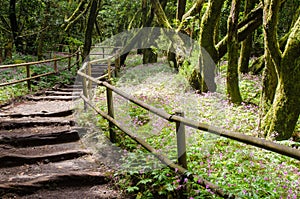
[{"x1": 0, "y1": 84, "x2": 127, "y2": 198}]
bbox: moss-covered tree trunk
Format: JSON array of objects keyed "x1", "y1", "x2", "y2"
[
  {"x1": 176, "y1": 0, "x2": 186, "y2": 22},
  {"x1": 4, "y1": 41, "x2": 13, "y2": 60},
  {"x1": 83, "y1": 0, "x2": 99, "y2": 60},
  {"x1": 143, "y1": 0, "x2": 161, "y2": 64},
  {"x1": 259, "y1": 54, "x2": 278, "y2": 115},
  {"x1": 227, "y1": 0, "x2": 242, "y2": 104},
  {"x1": 0, "y1": 48, "x2": 3, "y2": 63},
  {"x1": 198, "y1": 0, "x2": 225, "y2": 92},
  {"x1": 216, "y1": 4, "x2": 263, "y2": 61},
  {"x1": 238, "y1": 0, "x2": 256, "y2": 74},
  {"x1": 9, "y1": 0, "x2": 23, "y2": 53},
  {"x1": 261, "y1": 1, "x2": 300, "y2": 140}
]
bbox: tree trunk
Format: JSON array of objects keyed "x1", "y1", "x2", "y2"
[
  {"x1": 216, "y1": 4, "x2": 263, "y2": 61},
  {"x1": 198, "y1": 0, "x2": 225, "y2": 92},
  {"x1": 83, "y1": 0, "x2": 100, "y2": 60},
  {"x1": 142, "y1": 0, "x2": 161, "y2": 64},
  {"x1": 0, "y1": 48, "x2": 3, "y2": 63},
  {"x1": 227, "y1": 0, "x2": 242, "y2": 104},
  {"x1": 176, "y1": 0, "x2": 186, "y2": 22},
  {"x1": 238, "y1": 0, "x2": 256, "y2": 74},
  {"x1": 261, "y1": 1, "x2": 300, "y2": 140},
  {"x1": 37, "y1": 2, "x2": 51, "y2": 60},
  {"x1": 150, "y1": 0, "x2": 172, "y2": 29},
  {"x1": 9, "y1": 0, "x2": 23, "y2": 53},
  {"x1": 143, "y1": 48, "x2": 158, "y2": 64},
  {"x1": 165, "y1": 0, "x2": 187, "y2": 70},
  {"x1": 259, "y1": 54, "x2": 278, "y2": 115},
  {"x1": 4, "y1": 41, "x2": 13, "y2": 60}
]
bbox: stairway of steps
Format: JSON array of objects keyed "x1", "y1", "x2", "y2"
[{"x1": 0, "y1": 83, "x2": 128, "y2": 199}]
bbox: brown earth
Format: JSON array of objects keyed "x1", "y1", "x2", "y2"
[{"x1": 0, "y1": 87, "x2": 131, "y2": 199}]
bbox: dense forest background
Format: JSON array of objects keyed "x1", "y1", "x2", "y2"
[{"x1": 0, "y1": 0, "x2": 299, "y2": 141}]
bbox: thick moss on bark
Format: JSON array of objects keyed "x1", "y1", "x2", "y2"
[
  {"x1": 143, "y1": 48, "x2": 158, "y2": 64},
  {"x1": 199, "y1": 0, "x2": 224, "y2": 92},
  {"x1": 262, "y1": 74, "x2": 300, "y2": 140},
  {"x1": 262, "y1": 14, "x2": 300, "y2": 140},
  {"x1": 188, "y1": 67, "x2": 202, "y2": 91},
  {"x1": 238, "y1": 0, "x2": 257, "y2": 74},
  {"x1": 83, "y1": 0, "x2": 99, "y2": 59},
  {"x1": 227, "y1": 0, "x2": 242, "y2": 104}
]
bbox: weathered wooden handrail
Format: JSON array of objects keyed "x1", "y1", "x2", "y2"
[
  {"x1": 0, "y1": 49, "x2": 81, "y2": 89},
  {"x1": 0, "y1": 52, "x2": 75, "y2": 69}
]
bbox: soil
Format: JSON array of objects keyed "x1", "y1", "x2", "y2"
[{"x1": 0, "y1": 87, "x2": 131, "y2": 199}]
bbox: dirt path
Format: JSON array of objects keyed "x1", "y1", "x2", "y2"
[{"x1": 0, "y1": 85, "x2": 128, "y2": 199}]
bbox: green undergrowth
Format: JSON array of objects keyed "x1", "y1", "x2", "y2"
[
  {"x1": 88, "y1": 58, "x2": 299, "y2": 199},
  {"x1": 0, "y1": 54, "x2": 77, "y2": 104}
]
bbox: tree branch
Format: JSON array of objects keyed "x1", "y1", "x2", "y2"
[
  {"x1": 176, "y1": 0, "x2": 205, "y2": 32},
  {"x1": 150, "y1": 0, "x2": 172, "y2": 29},
  {"x1": 263, "y1": 0, "x2": 282, "y2": 68},
  {"x1": 62, "y1": 0, "x2": 90, "y2": 32},
  {"x1": 216, "y1": 5, "x2": 263, "y2": 60}
]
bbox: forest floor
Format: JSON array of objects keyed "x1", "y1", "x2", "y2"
[{"x1": 0, "y1": 85, "x2": 130, "y2": 199}]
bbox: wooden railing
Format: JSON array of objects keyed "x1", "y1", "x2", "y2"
[
  {"x1": 0, "y1": 49, "x2": 81, "y2": 90},
  {"x1": 77, "y1": 50, "x2": 300, "y2": 198}
]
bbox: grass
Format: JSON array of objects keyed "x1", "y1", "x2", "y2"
[{"x1": 80, "y1": 54, "x2": 299, "y2": 199}]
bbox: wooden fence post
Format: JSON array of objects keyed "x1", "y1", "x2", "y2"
[
  {"x1": 175, "y1": 111, "x2": 187, "y2": 198},
  {"x1": 82, "y1": 67, "x2": 88, "y2": 111},
  {"x1": 106, "y1": 79, "x2": 116, "y2": 143},
  {"x1": 53, "y1": 55, "x2": 58, "y2": 73},
  {"x1": 107, "y1": 58, "x2": 111, "y2": 79},
  {"x1": 87, "y1": 62, "x2": 92, "y2": 97},
  {"x1": 26, "y1": 65, "x2": 31, "y2": 91},
  {"x1": 175, "y1": 111, "x2": 187, "y2": 169},
  {"x1": 76, "y1": 50, "x2": 80, "y2": 69}
]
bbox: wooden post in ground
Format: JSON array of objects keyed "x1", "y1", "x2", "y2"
[
  {"x1": 175, "y1": 111, "x2": 187, "y2": 198},
  {"x1": 87, "y1": 62, "x2": 92, "y2": 98},
  {"x1": 82, "y1": 67, "x2": 88, "y2": 111},
  {"x1": 26, "y1": 65, "x2": 31, "y2": 91},
  {"x1": 106, "y1": 79, "x2": 116, "y2": 143},
  {"x1": 175, "y1": 111, "x2": 187, "y2": 169},
  {"x1": 53, "y1": 55, "x2": 58, "y2": 73},
  {"x1": 76, "y1": 50, "x2": 80, "y2": 69},
  {"x1": 107, "y1": 58, "x2": 111, "y2": 79}
]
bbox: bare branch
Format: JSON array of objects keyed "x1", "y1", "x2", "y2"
[{"x1": 150, "y1": 0, "x2": 172, "y2": 29}]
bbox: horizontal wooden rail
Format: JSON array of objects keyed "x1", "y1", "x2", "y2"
[
  {"x1": 169, "y1": 115, "x2": 300, "y2": 160},
  {"x1": 0, "y1": 49, "x2": 80, "y2": 89},
  {"x1": 0, "y1": 53, "x2": 74, "y2": 69},
  {"x1": 78, "y1": 70, "x2": 300, "y2": 161},
  {"x1": 0, "y1": 72, "x2": 56, "y2": 87}
]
